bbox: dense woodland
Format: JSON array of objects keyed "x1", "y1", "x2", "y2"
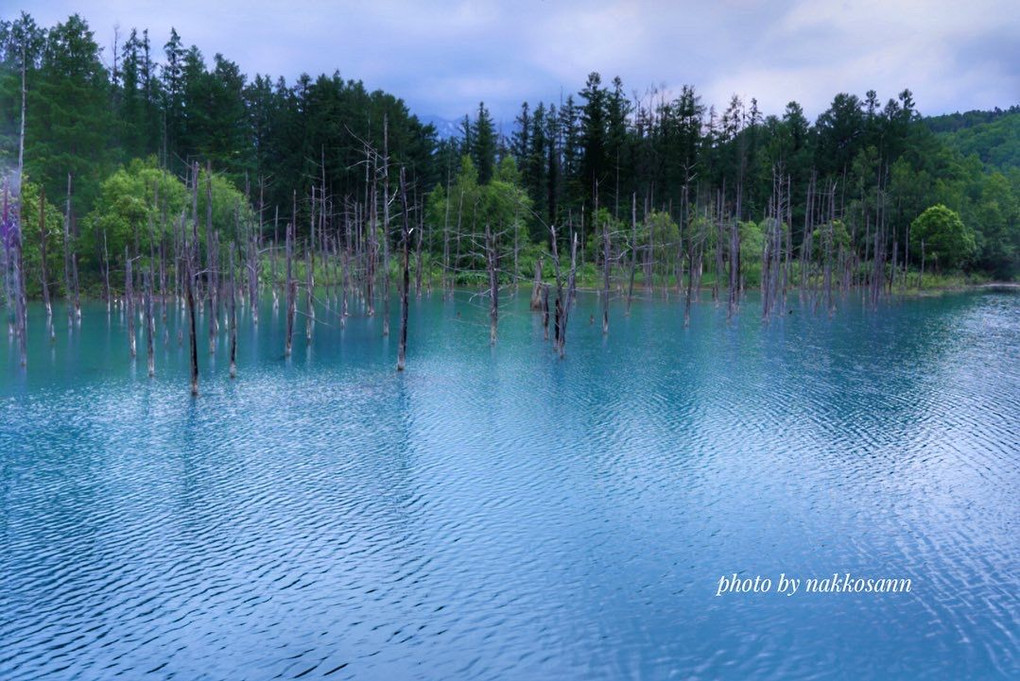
[{"x1": 2, "y1": 12, "x2": 1019, "y2": 371}]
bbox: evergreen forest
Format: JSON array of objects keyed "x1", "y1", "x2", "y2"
[{"x1": 2, "y1": 11, "x2": 1018, "y2": 350}]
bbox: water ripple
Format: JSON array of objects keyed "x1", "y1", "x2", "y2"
[{"x1": 1, "y1": 291, "x2": 1017, "y2": 679}]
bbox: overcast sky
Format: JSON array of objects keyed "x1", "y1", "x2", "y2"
[{"x1": 16, "y1": 0, "x2": 1020, "y2": 126}]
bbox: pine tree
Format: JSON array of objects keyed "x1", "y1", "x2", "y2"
[
  {"x1": 29, "y1": 13, "x2": 114, "y2": 216},
  {"x1": 471, "y1": 101, "x2": 496, "y2": 184},
  {"x1": 162, "y1": 28, "x2": 185, "y2": 166},
  {"x1": 579, "y1": 72, "x2": 608, "y2": 217}
]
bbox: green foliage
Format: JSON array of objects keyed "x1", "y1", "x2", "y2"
[
  {"x1": 925, "y1": 106, "x2": 1020, "y2": 134},
  {"x1": 641, "y1": 210, "x2": 679, "y2": 261},
  {"x1": 470, "y1": 102, "x2": 496, "y2": 185},
  {"x1": 686, "y1": 214, "x2": 714, "y2": 252},
  {"x1": 738, "y1": 220, "x2": 767, "y2": 287},
  {"x1": 911, "y1": 204, "x2": 976, "y2": 270},
  {"x1": 0, "y1": 13, "x2": 44, "y2": 167},
  {"x1": 936, "y1": 112, "x2": 1020, "y2": 170},
  {"x1": 810, "y1": 220, "x2": 852, "y2": 260},
  {"x1": 485, "y1": 156, "x2": 530, "y2": 232},
  {"x1": 82, "y1": 158, "x2": 254, "y2": 275},
  {"x1": 582, "y1": 206, "x2": 623, "y2": 263},
  {"x1": 83, "y1": 158, "x2": 186, "y2": 269},
  {"x1": 4, "y1": 10, "x2": 1019, "y2": 298},
  {"x1": 117, "y1": 28, "x2": 161, "y2": 161},
  {"x1": 25, "y1": 14, "x2": 116, "y2": 217},
  {"x1": 17, "y1": 179, "x2": 65, "y2": 298},
  {"x1": 516, "y1": 240, "x2": 550, "y2": 279},
  {"x1": 425, "y1": 155, "x2": 531, "y2": 278},
  {"x1": 971, "y1": 171, "x2": 1020, "y2": 278},
  {"x1": 423, "y1": 181, "x2": 448, "y2": 253},
  {"x1": 740, "y1": 220, "x2": 764, "y2": 267},
  {"x1": 193, "y1": 166, "x2": 257, "y2": 246}
]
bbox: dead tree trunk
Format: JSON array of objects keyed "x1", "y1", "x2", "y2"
[
  {"x1": 801, "y1": 172, "x2": 816, "y2": 295},
  {"x1": 126, "y1": 246, "x2": 136, "y2": 358},
  {"x1": 684, "y1": 211, "x2": 703, "y2": 328},
  {"x1": 762, "y1": 167, "x2": 787, "y2": 321},
  {"x1": 248, "y1": 205, "x2": 260, "y2": 326},
  {"x1": 486, "y1": 222, "x2": 499, "y2": 345},
  {"x1": 644, "y1": 199, "x2": 653, "y2": 293},
  {"x1": 70, "y1": 263, "x2": 79, "y2": 323},
  {"x1": 626, "y1": 193, "x2": 637, "y2": 315},
  {"x1": 550, "y1": 226, "x2": 562, "y2": 348},
  {"x1": 541, "y1": 283, "x2": 550, "y2": 340},
  {"x1": 186, "y1": 252, "x2": 199, "y2": 396},
  {"x1": 145, "y1": 272, "x2": 155, "y2": 377},
  {"x1": 172, "y1": 204, "x2": 181, "y2": 308},
  {"x1": 727, "y1": 184, "x2": 742, "y2": 320},
  {"x1": 5, "y1": 194, "x2": 14, "y2": 336},
  {"x1": 16, "y1": 223, "x2": 28, "y2": 367},
  {"x1": 14, "y1": 47, "x2": 27, "y2": 363},
  {"x1": 601, "y1": 207, "x2": 611, "y2": 335},
  {"x1": 823, "y1": 184, "x2": 836, "y2": 314},
  {"x1": 229, "y1": 242, "x2": 238, "y2": 378},
  {"x1": 558, "y1": 232, "x2": 579, "y2": 358},
  {"x1": 340, "y1": 215, "x2": 350, "y2": 326},
  {"x1": 39, "y1": 187, "x2": 55, "y2": 342},
  {"x1": 443, "y1": 173, "x2": 452, "y2": 297},
  {"x1": 530, "y1": 257, "x2": 543, "y2": 309},
  {"x1": 306, "y1": 185, "x2": 317, "y2": 344},
  {"x1": 890, "y1": 240, "x2": 898, "y2": 293},
  {"x1": 38, "y1": 187, "x2": 50, "y2": 317},
  {"x1": 272, "y1": 206, "x2": 280, "y2": 309},
  {"x1": 397, "y1": 168, "x2": 411, "y2": 371},
  {"x1": 285, "y1": 219, "x2": 295, "y2": 357},
  {"x1": 452, "y1": 186, "x2": 464, "y2": 297},
  {"x1": 182, "y1": 200, "x2": 199, "y2": 394},
  {"x1": 382, "y1": 117, "x2": 391, "y2": 338},
  {"x1": 783, "y1": 179, "x2": 792, "y2": 309},
  {"x1": 63, "y1": 174, "x2": 73, "y2": 327},
  {"x1": 206, "y1": 164, "x2": 218, "y2": 350},
  {"x1": 919, "y1": 240, "x2": 925, "y2": 290},
  {"x1": 870, "y1": 173, "x2": 886, "y2": 307},
  {"x1": 176, "y1": 213, "x2": 186, "y2": 345},
  {"x1": 305, "y1": 248, "x2": 314, "y2": 344},
  {"x1": 366, "y1": 164, "x2": 377, "y2": 317},
  {"x1": 190, "y1": 162, "x2": 201, "y2": 294},
  {"x1": 414, "y1": 194, "x2": 424, "y2": 299},
  {"x1": 4, "y1": 183, "x2": 28, "y2": 365},
  {"x1": 160, "y1": 191, "x2": 168, "y2": 325},
  {"x1": 208, "y1": 230, "x2": 218, "y2": 354}
]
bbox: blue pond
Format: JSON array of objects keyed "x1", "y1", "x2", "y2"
[{"x1": 1, "y1": 289, "x2": 1018, "y2": 679}]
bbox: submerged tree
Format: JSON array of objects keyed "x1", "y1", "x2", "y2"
[{"x1": 5, "y1": 9, "x2": 1020, "y2": 394}]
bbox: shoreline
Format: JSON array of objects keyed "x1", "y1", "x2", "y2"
[{"x1": 8, "y1": 279, "x2": 1017, "y2": 305}]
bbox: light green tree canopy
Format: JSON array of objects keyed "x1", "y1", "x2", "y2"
[
  {"x1": 425, "y1": 155, "x2": 531, "y2": 278},
  {"x1": 84, "y1": 158, "x2": 187, "y2": 269},
  {"x1": 84, "y1": 157, "x2": 255, "y2": 272},
  {"x1": 16, "y1": 179, "x2": 65, "y2": 298},
  {"x1": 911, "y1": 203, "x2": 976, "y2": 270}
]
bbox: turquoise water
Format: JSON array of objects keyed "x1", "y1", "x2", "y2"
[{"x1": 2, "y1": 289, "x2": 1018, "y2": 680}]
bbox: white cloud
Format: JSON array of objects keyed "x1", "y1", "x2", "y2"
[{"x1": 12, "y1": 0, "x2": 1019, "y2": 121}]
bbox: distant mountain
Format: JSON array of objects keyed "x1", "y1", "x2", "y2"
[
  {"x1": 419, "y1": 114, "x2": 516, "y2": 142},
  {"x1": 420, "y1": 115, "x2": 464, "y2": 140}
]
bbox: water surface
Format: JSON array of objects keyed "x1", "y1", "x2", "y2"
[{"x1": 2, "y1": 289, "x2": 1018, "y2": 679}]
